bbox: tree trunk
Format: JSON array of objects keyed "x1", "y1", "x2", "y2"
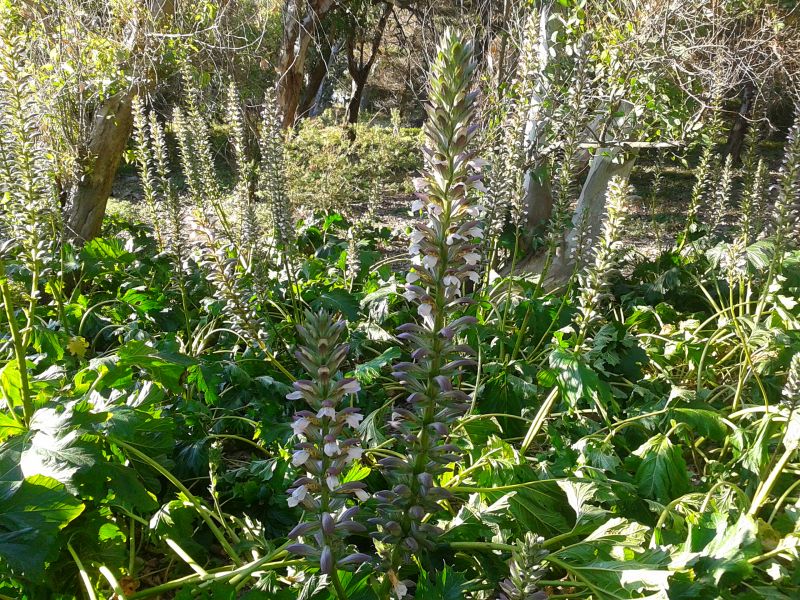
[
  {"x1": 63, "y1": 90, "x2": 135, "y2": 242},
  {"x1": 344, "y1": 3, "x2": 391, "y2": 126},
  {"x1": 310, "y1": 40, "x2": 343, "y2": 117},
  {"x1": 276, "y1": 0, "x2": 334, "y2": 128},
  {"x1": 724, "y1": 82, "x2": 756, "y2": 163},
  {"x1": 298, "y1": 41, "x2": 337, "y2": 120},
  {"x1": 345, "y1": 71, "x2": 368, "y2": 124},
  {"x1": 545, "y1": 146, "x2": 638, "y2": 283}
]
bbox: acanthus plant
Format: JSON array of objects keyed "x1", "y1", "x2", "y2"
[
  {"x1": 285, "y1": 310, "x2": 371, "y2": 598},
  {"x1": 371, "y1": 29, "x2": 484, "y2": 598}
]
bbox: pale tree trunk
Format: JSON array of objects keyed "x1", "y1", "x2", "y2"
[
  {"x1": 276, "y1": 0, "x2": 334, "y2": 128},
  {"x1": 297, "y1": 39, "x2": 341, "y2": 120},
  {"x1": 63, "y1": 90, "x2": 136, "y2": 242},
  {"x1": 309, "y1": 40, "x2": 343, "y2": 117},
  {"x1": 545, "y1": 146, "x2": 638, "y2": 283},
  {"x1": 62, "y1": 1, "x2": 171, "y2": 243}
]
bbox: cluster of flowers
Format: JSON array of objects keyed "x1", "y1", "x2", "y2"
[
  {"x1": 374, "y1": 29, "x2": 484, "y2": 594},
  {"x1": 285, "y1": 311, "x2": 371, "y2": 575},
  {"x1": 282, "y1": 30, "x2": 484, "y2": 600},
  {"x1": 771, "y1": 111, "x2": 800, "y2": 253},
  {"x1": 572, "y1": 176, "x2": 631, "y2": 350},
  {"x1": 258, "y1": 89, "x2": 296, "y2": 251}
]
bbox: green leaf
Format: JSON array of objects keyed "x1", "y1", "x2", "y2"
[
  {"x1": 116, "y1": 340, "x2": 196, "y2": 393},
  {"x1": 0, "y1": 474, "x2": 84, "y2": 576},
  {"x1": 549, "y1": 349, "x2": 611, "y2": 411},
  {"x1": 353, "y1": 347, "x2": 401, "y2": 384},
  {"x1": 0, "y1": 412, "x2": 24, "y2": 444},
  {"x1": 671, "y1": 407, "x2": 727, "y2": 442},
  {"x1": 416, "y1": 565, "x2": 468, "y2": 600},
  {"x1": 671, "y1": 513, "x2": 759, "y2": 587},
  {"x1": 550, "y1": 519, "x2": 671, "y2": 599},
  {"x1": 0, "y1": 362, "x2": 23, "y2": 412},
  {"x1": 633, "y1": 434, "x2": 690, "y2": 503},
  {"x1": 312, "y1": 289, "x2": 360, "y2": 321},
  {"x1": 484, "y1": 476, "x2": 573, "y2": 537}
]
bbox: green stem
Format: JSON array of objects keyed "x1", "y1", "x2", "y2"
[
  {"x1": 0, "y1": 272, "x2": 33, "y2": 425},
  {"x1": 67, "y1": 542, "x2": 98, "y2": 600},
  {"x1": 449, "y1": 541, "x2": 515, "y2": 552},
  {"x1": 113, "y1": 440, "x2": 242, "y2": 565}
]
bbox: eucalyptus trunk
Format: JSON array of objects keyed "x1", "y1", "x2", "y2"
[
  {"x1": 276, "y1": 0, "x2": 334, "y2": 128},
  {"x1": 63, "y1": 90, "x2": 135, "y2": 243}
]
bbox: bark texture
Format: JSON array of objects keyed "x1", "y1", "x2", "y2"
[
  {"x1": 724, "y1": 83, "x2": 756, "y2": 163},
  {"x1": 276, "y1": 0, "x2": 335, "y2": 128},
  {"x1": 64, "y1": 90, "x2": 135, "y2": 242}
]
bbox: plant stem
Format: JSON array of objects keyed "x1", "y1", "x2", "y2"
[
  {"x1": 449, "y1": 541, "x2": 515, "y2": 552},
  {"x1": 67, "y1": 542, "x2": 98, "y2": 600},
  {"x1": 0, "y1": 271, "x2": 33, "y2": 425},
  {"x1": 113, "y1": 440, "x2": 242, "y2": 565}
]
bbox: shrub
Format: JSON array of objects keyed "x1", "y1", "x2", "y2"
[{"x1": 285, "y1": 120, "x2": 423, "y2": 215}]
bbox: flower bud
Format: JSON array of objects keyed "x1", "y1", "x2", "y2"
[{"x1": 319, "y1": 545, "x2": 334, "y2": 574}]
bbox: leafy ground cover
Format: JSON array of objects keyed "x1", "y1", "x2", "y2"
[{"x1": 1, "y1": 26, "x2": 800, "y2": 600}]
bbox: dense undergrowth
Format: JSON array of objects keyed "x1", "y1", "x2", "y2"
[{"x1": 1, "y1": 23, "x2": 800, "y2": 600}]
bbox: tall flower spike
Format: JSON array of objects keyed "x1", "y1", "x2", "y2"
[
  {"x1": 258, "y1": 88, "x2": 296, "y2": 250},
  {"x1": 132, "y1": 97, "x2": 164, "y2": 249},
  {"x1": 572, "y1": 176, "x2": 631, "y2": 351},
  {"x1": 225, "y1": 81, "x2": 259, "y2": 261},
  {"x1": 285, "y1": 311, "x2": 370, "y2": 578},
  {"x1": 375, "y1": 29, "x2": 482, "y2": 593},
  {"x1": 148, "y1": 110, "x2": 185, "y2": 264},
  {"x1": 771, "y1": 108, "x2": 800, "y2": 258}
]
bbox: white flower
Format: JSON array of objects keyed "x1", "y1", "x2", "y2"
[
  {"x1": 345, "y1": 413, "x2": 364, "y2": 428},
  {"x1": 422, "y1": 254, "x2": 438, "y2": 269},
  {"x1": 286, "y1": 390, "x2": 303, "y2": 400},
  {"x1": 291, "y1": 417, "x2": 310, "y2": 436},
  {"x1": 341, "y1": 380, "x2": 361, "y2": 395},
  {"x1": 324, "y1": 440, "x2": 339, "y2": 457},
  {"x1": 355, "y1": 488, "x2": 370, "y2": 502},
  {"x1": 346, "y1": 446, "x2": 363, "y2": 461},
  {"x1": 463, "y1": 252, "x2": 480, "y2": 266},
  {"x1": 467, "y1": 226, "x2": 483, "y2": 239},
  {"x1": 443, "y1": 275, "x2": 460, "y2": 287},
  {"x1": 403, "y1": 288, "x2": 418, "y2": 302},
  {"x1": 292, "y1": 449, "x2": 311, "y2": 467},
  {"x1": 473, "y1": 180, "x2": 487, "y2": 193},
  {"x1": 465, "y1": 270, "x2": 480, "y2": 283},
  {"x1": 446, "y1": 233, "x2": 465, "y2": 245},
  {"x1": 418, "y1": 303, "x2": 433, "y2": 319},
  {"x1": 393, "y1": 579, "x2": 408, "y2": 599},
  {"x1": 409, "y1": 244, "x2": 421, "y2": 256},
  {"x1": 406, "y1": 271, "x2": 419, "y2": 284},
  {"x1": 467, "y1": 204, "x2": 484, "y2": 217},
  {"x1": 411, "y1": 199, "x2": 425, "y2": 212},
  {"x1": 317, "y1": 406, "x2": 336, "y2": 419},
  {"x1": 412, "y1": 177, "x2": 426, "y2": 192},
  {"x1": 469, "y1": 158, "x2": 488, "y2": 171},
  {"x1": 287, "y1": 485, "x2": 307, "y2": 507},
  {"x1": 410, "y1": 229, "x2": 425, "y2": 244},
  {"x1": 326, "y1": 474, "x2": 339, "y2": 490}
]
